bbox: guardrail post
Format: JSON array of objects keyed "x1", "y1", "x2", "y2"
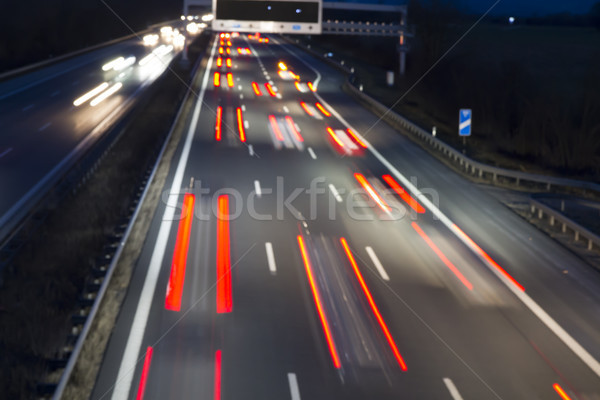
[
  {"x1": 493, "y1": 173, "x2": 497, "y2": 182},
  {"x1": 549, "y1": 216, "x2": 554, "y2": 226},
  {"x1": 538, "y1": 209, "x2": 543, "y2": 219},
  {"x1": 562, "y1": 222, "x2": 567, "y2": 233},
  {"x1": 516, "y1": 177, "x2": 520, "y2": 186},
  {"x1": 589, "y1": 239, "x2": 593, "y2": 251},
  {"x1": 547, "y1": 182, "x2": 551, "y2": 191},
  {"x1": 561, "y1": 200, "x2": 565, "y2": 212},
  {"x1": 575, "y1": 231, "x2": 579, "y2": 241}
]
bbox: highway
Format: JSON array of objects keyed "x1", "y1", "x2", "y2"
[
  {"x1": 91, "y1": 32, "x2": 600, "y2": 400},
  {"x1": 0, "y1": 25, "x2": 186, "y2": 241}
]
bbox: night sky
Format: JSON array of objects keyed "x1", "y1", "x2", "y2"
[
  {"x1": 330, "y1": 0, "x2": 599, "y2": 16},
  {"x1": 460, "y1": 0, "x2": 598, "y2": 16}
]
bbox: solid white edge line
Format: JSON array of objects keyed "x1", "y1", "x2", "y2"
[
  {"x1": 328, "y1": 183, "x2": 343, "y2": 203},
  {"x1": 254, "y1": 180, "x2": 262, "y2": 197},
  {"x1": 365, "y1": 246, "x2": 390, "y2": 281},
  {"x1": 248, "y1": 144, "x2": 254, "y2": 156},
  {"x1": 265, "y1": 242, "x2": 277, "y2": 274},
  {"x1": 287, "y1": 373, "x2": 301, "y2": 400},
  {"x1": 278, "y1": 38, "x2": 600, "y2": 379},
  {"x1": 307, "y1": 147, "x2": 317, "y2": 159},
  {"x1": 443, "y1": 378, "x2": 464, "y2": 400},
  {"x1": 110, "y1": 36, "x2": 219, "y2": 400}
]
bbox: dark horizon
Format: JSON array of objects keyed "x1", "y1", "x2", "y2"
[{"x1": 325, "y1": 0, "x2": 599, "y2": 17}]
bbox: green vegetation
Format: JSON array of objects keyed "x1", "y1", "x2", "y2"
[
  {"x1": 0, "y1": 32, "x2": 210, "y2": 399},
  {"x1": 307, "y1": 2, "x2": 600, "y2": 180}
]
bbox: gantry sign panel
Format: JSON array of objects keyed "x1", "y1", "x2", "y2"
[{"x1": 213, "y1": 0, "x2": 322, "y2": 34}]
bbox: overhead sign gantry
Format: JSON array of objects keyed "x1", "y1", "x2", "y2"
[{"x1": 212, "y1": 0, "x2": 322, "y2": 34}]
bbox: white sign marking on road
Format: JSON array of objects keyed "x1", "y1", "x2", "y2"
[
  {"x1": 288, "y1": 373, "x2": 301, "y2": 400},
  {"x1": 265, "y1": 242, "x2": 277, "y2": 274},
  {"x1": 254, "y1": 180, "x2": 262, "y2": 197},
  {"x1": 328, "y1": 184, "x2": 343, "y2": 203},
  {"x1": 365, "y1": 246, "x2": 390, "y2": 281},
  {"x1": 443, "y1": 378, "x2": 464, "y2": 400}
]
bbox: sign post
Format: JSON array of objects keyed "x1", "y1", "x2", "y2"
[{"x1": 459, "y1": 108, "x2": 471, "y2": 154}]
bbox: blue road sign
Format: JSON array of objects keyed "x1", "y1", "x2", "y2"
[{"x1": 459, "y1": 109, "x2": 472, "y2": 136}]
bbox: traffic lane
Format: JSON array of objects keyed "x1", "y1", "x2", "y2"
[
  {"x1": 0, "y1": 39, "x2": 150, "y2": 103},
  {"x1": 325, "y1": 93, "x2": 600, "y2": 365},
  {"x1": 333, "y1": 205, "x2": 600, "y2": 398},
  {"x1": 138, "y1": 195, "x2": 216, "y2": 400},
  {"x1": 0, "y1": 75, "x2": 145, "y2": 217},
  {"x1": 278, "y1": 38, "x2": 600, "y2": 366},
  {"x1": 88, "y1": 93, "x2": 206, "y2": 398},
  {"x1": 182, "y1": 125, "x2": 477, "y2": 398},
  {"x1": 0, "y1": 47, "x2": 179, "y2": 221},
  {"x1": 199, "y1": 175, "x2": 341, "y2": 400},
  {"x1": 89, "y1": 36, "x2": 213, "y2": 398},
  {"x1": 260, "y1": 37, "x2": 600, "y2": 394},
  {"x1": 196, "y1": 33, "x2": 600, "y2": 396},
  {"x1": 178, "y1": 149, "x2": 403, "y2": 399}
]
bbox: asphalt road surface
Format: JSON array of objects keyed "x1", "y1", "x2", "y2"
[
  {"x1": 91, "y1": 33, "x2": 600, "y2": 400},
  {"x1": 0, "y1": 26, "x2": 184, "y2": 240}
]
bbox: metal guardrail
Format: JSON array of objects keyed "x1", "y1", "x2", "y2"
[
  {"x1": 342, "y1": 82, "x2": 600, "y2": 196},
  {"x1": 284, "y1": 36, "x2": 600, "y2": 197},
  {"x1": 530, "y1": 199, "x2": 600, "y2": 252}
]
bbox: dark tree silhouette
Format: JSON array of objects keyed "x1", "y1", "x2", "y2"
[{"x1": 591, "y1": 2, "x2": 600, "y2": 30}]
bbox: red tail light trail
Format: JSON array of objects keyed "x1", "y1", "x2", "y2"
[
  {"x1": 297, "y1": 236, "x2": 341, "y2": 368},
  {"x1": 452, "y1": 224, "x2": 525, "y2": 291},
  {"x1": 237, "y1": 107, "x2": 246, "y2": 142},
  {"x1": 354, "y1": 173, "x2": 391, "y2": 212},
  {"x1": 165, "y1": 193, "x2": 195, "y2": 311},
  {"x1": 326, "y1": 127, "x2": 345, "y2": 148},
  {"x1": 252, "y1": 82, "x2": 262, "y2": 96},
  {"x1": 315, "y1": 102, "x2": 331, "y2": 117},
  {"x1": 226, "y1": 72, "x2": 234, "y2": 88},
  {"x1": 340, "y1": 238, "x2": 408, "y2": 370},
  {"x1": 216, "y1": 57, "x2": 222, "y2": 67},
  {"x1": 300, "y1": 101, "x2": 313, "y2": 116},
  {"x1": 215, "y1": 106, "x2": 223, "y2": 141},
  {"x1": 285, "y1": 116, "x2": 303, "y2": 142},
  {"x1": 135, "y1": 346, "x2": 154, "y2": 400},
  {"x1": 382, "y1": 175, "x2": 425, "y2": 214},
  {"x1": 214, "y1": 350, "x2": 222, "y2": 400},
  {"x1": 346, "y1": 128, "x2": 367, "y2": 148},
  {"x1": 553, "y1": 383, "x2": 573, "y2": 400},
  {"x1": 213, "y1": 72, "x2": 221, "y2": 87},
  {"x1": 216, "y1": 195, "x2": 233, "y2": 313},
  {"x1": 412, "y1": 222, "x2": 473, "y2": 291},
  {"x1": 265, "y1": 83, "x2": 277, "y2": 97},
  {"x1": 269, "y1": 115, "x2": 284, "y2": 141},
  {"x1": 226, "y1": 58, "x2": 232, "y2": 68}
]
